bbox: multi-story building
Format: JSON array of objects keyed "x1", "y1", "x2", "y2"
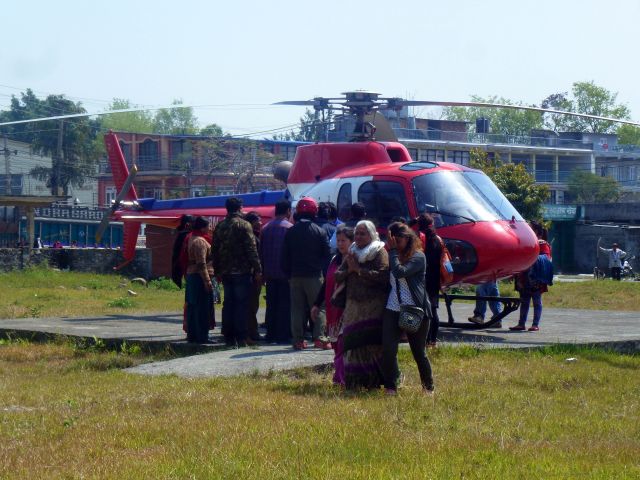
[
  {"x1": 1, "y1": 138, "x2": 99, "y2": 246},
  {"x1": 97, "y1": 132, "x2": 303, "y2": 207}
]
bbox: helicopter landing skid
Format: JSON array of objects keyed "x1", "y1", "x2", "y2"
[{"x1": 438, "y1": 292, "x2": 521, "y2": 329}]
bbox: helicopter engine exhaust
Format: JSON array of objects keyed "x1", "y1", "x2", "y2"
[{"x1": 273, "y1": 161, "x2": 292, "y2": 184}]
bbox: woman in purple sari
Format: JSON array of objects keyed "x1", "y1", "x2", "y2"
[{"x1": 334, "y1": 220, "x2": 389, "y2": 390}]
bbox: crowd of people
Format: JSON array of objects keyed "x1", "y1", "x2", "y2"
[
  {"x1": 171, "y1": 196, "x2": 450, "y2": 394},
  {"x1": 170, "y1": 195, "x2": 567, "y2": 393}
]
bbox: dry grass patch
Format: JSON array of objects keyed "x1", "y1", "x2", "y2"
[{"x1": 0, "y1": 341, "x2": 638, "y2": 479}]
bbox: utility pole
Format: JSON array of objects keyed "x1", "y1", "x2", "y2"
[
  {"x1": 3, "y1": 135, "x2": 10, "y2": 194},
  {"x1": 54, "y1": 119, "x2": 64, "y2": 196}
]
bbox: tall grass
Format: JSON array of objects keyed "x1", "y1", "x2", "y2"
[{"x1": 0, "y1": 341, "x2": 638, "y2": 479}]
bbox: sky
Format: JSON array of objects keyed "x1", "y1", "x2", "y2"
[{"x1": 2, "y1": 0, "x2": 639, "y2": 136}]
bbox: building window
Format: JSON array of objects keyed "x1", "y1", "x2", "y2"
[
  {"x1": 119, "y1": 141, "x2": 132, "y2": 165},
  {"x1": 105, "y1": 187, "x2": 117, "y2": 206},
  {"x1": 191, "y1": 186, "x2": 205, "y2": 197},
  {"x1": 153, "y1": 188, "x2": 163, "y2": 200},
  {"x1": 337, "y1": 183, "x2": 352, "y2": 218},
  {"x1": 170, "y1": 140, "x2": 192, "y2": 169},
  {"x1": 138, "y1": 139, "x2": 159, "y2": 170},
  {"x1": 450, "y1": 151, "x2": 470, "y2": 166}
]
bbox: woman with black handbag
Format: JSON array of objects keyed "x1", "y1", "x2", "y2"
[{"x1": 381, "y1": 222, "x2": 434, "y2": 395}]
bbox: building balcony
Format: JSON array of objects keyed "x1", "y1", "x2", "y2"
[{"x1": 395, "y1": 128, "x2": 595, "y2": 151}]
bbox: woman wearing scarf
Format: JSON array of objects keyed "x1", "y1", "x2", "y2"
[
  {"x1": 185, "y1": 216, "x2": 215, "y2": 343},
  {"x1": 334, "y1": 220, "x2": 389, "y2": 390}
]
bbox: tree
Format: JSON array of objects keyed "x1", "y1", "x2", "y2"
[
  {"x1": 540, "y1": 92, "x2": 574, "y2": 132},
  {"x1": 442, "y1": 95, "x2": 543, "y2": 137},
  {"x1": 617, "y1": 124, "x2": 640, "y2": 146},
  {"x1": 541, "y1": 81, "x2": 630, "y2": 133},
  {"x1": 201, "y1": 137, "x2": 278, "y2": 194},
  {"x1": 152, "y1": 99, "x2": 199, "y2": 134},
  {"x1": 200, "y1": 123, "x2": 224, "y2": 137},
  {"x1": 274, "y1": 108, "x2": 334, "y2": 142},
  {"x1": 566, "y1": 170, "x2": 621, "y2": 203},
  {"x1": 470, "y1": 148, "x2": 549, "y2": 220},
  {"x1": 0, "y1": 89, "x2": 99, "y2": 196},
  {"x1": 100, "y1": 98, "x2": 155, "y2": 133}
]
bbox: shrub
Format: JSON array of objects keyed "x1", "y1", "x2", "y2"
[{"x1": 148, "y1": 277, "x2": 180, "y2": 291}]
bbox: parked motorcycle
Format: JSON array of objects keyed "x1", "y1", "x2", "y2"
[{"x1": 621, "y1": 256, "x2": 638, "y2": 280}]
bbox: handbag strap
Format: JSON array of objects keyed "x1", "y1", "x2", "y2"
[{"x1": 395, "y1": 275, "x2": 424, "y2": 309}]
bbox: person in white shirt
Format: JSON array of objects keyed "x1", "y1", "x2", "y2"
[{"x1": 599, "y1": 242, "x2": 627, "y2": 281}]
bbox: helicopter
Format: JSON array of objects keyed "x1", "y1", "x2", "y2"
[{"x1": 3, "y1": 91, "x2": 639, "y2": 327}]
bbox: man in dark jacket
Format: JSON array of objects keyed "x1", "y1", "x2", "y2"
[
  {"x1": 260, "y1": 199, "x2": 293, "y2": 344},
  {"x1": 281, "y1": 196, "x2": 331, "y2": 350},
  {"x1": 212, "y1": 197, "x2": 262, "y2": 347}
]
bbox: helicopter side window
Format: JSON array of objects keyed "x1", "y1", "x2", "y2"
[
  {"x1": 358, "y1": 181, "x2": 409, "y2": 228},
  {"x1": 336, "y1": 183, "x2": 352, "y2": 220}
]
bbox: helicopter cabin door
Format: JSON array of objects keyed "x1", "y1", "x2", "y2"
[{"x1": 356, "y1": 176, "x2": 412, "y2": 228}]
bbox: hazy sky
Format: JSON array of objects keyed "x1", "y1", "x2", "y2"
[{"x1": 2, "y1": 0, "x2": 639, "y2": 136}]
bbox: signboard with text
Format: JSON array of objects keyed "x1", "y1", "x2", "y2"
[{"x1": 543, "y1": 204, "x2": 578, "y2": 221}]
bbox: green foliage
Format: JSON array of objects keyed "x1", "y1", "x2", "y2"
[
  {"x1": 200, "y1": 123, "x2": 224, "y2": 137},
  {"x1": 566, "y1": 169, "x2": 621, "y2": 203},
  {"x1": 148, "y1": 277, "x2": 179, "y2": 291},
  {"x1": 442, "y1": 95, "x2": 543, "y2": 136},
  {"x1": 119, "y1": 341, "x2": 142, "y2": 356},
  {"x1": 99, "y1": 98, "x2": 155, "y2": 134},
  {"x1": 541, "y1": 81, "x2": 630, "y2": 133},
  {"x1": 0, "y1": 89, "x2": 100, "y2": 196},
  {"x1": 152, "y1": 99, "x2": 199, "y2": 134},
  {"x1": 274, "y1": 108, "x2": 334, "y2": 142},
  {"x1": 106, "y1": 297, "x2": 134, "y2": 308},
  {"x1": 470, "y1": 148, "x2": 549, "y2": 220},
  {"x1": 617, "y1": 124, "x2": 640, "y2": 146}
]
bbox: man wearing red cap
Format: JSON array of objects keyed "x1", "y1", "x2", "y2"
[{"x1": 281, "y1": 197, "x2": 331, "y2": 350}]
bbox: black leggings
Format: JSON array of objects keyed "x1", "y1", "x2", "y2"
[
  {"x1": 426, "y1": 293, "x2": 440, "y2": 343},
  {"x1": 381, "y1": 308, "x2": 434, "y2": 390}
]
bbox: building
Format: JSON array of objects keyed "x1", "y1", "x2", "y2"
[
  {"x1": 1, "y1": 137, "x2": 99, "y2": 246},
  {"x1": 97, "y1": 132, "x2": 303, "y2": 207},
  {"x1": 329, "y1": 110, "x2": 640, "y2": 204}
]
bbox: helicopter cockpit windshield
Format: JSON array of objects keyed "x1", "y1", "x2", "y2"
[{"x1": 412, "y1": 171, "x2": 524, "y2": 226}]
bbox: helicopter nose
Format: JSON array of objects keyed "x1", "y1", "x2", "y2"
[
  {"x1": 488, "y1": 221, "x2": 539, "y2": 279},
  {"x1": 444, "y1": 220, "x2": 539, "y2": 284}
]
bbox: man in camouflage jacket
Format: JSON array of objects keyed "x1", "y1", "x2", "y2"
[{"x1": 212, "y1": 197, "x2": 262, "y2": 347}]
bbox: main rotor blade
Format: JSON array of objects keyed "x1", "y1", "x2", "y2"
[
  {"x1": 94, "y1": 213, "x2": 112, "y2": 245},
  {"x1": 113, "y1": 165, "x2": 138, "y2": 205},
  {"x1": 274, "y1": 101, "x2": 318, "y2": 106},
  {"x1": 0, "y1": 103, "x2": 246, "y2": 127},
  {"x1": 398, "y1": 100, "x2": 640, "y2": 127}
]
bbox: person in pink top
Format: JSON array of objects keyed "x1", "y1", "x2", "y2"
[{"x1": 311, "y1": 225, "x2": 354, "y2": 386}]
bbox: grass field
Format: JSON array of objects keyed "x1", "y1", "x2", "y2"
[
  {"x1": 2, "y1": 267, "x2": 640, "y2": 319},
  {"x1": 0, "y1": 268, "x2": 185, "y2": 319},
  {"x1": 0, "y1": 340, "x2": 638, "y2": 479}
]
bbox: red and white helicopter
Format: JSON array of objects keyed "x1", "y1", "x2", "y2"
[{"x1": 4, "y1": 91, "x2": 639, "y2": 327}]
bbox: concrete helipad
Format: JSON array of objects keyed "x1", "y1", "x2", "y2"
[{"x1": 1, "y1": 304, "x2": 638, "y2": 378}]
